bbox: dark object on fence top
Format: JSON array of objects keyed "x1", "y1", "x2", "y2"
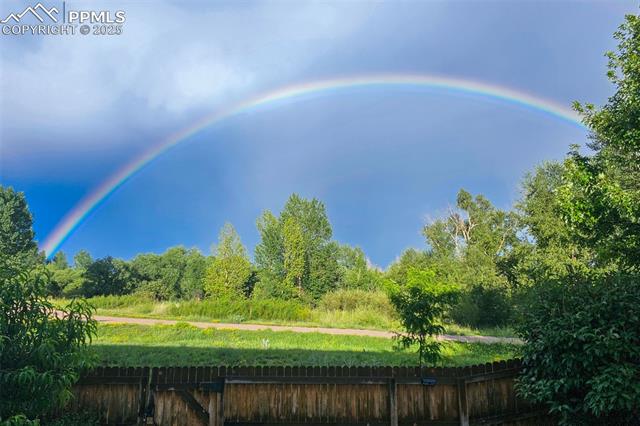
[{"x1": 81, "y1": 358, "x2": 523, "y2": 383}]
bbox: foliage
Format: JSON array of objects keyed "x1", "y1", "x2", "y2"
[
  {"x1": 254, "y1": 194, "x2": 340, "y2": 301},
  {"x1": 517, "y1": 15, "x2": 640, "y2": 423},
  {"x1": 132, "y1": 247, "x2": 207, "y2": 300},
  {"x1": 204, "y1": 223, "x2": 251, "y2": 299},
  {"x1": 386, "y1": 269, "x2": 459, "y2": 366},
  {"x1": 0, "y1": 268, "x2": 96, "y2": 422},
  {"x1": 79, "y1": 257, "x2": 135, "y2": 297},
  {"x1": 417, "y1": 189, "x2": 518, "y2": 327},
  {"x1": 560, "y1": 14, "x2": 640, "y2": 271},
  {"x1": 319, "y1": 289, "x2": 395, "y2": 317},
  {"x1": 517, "y1": 273, "x2": 640, "y2": 424},
  {"x1": 42, "y1": 410, "x2": 100, "y2": 426},
  {"x1": 0, "y1": 186, "x2": 40, "y2": 271},
  {"x1": 336, "y1": 245, "x2": 383, "y2": 291}
]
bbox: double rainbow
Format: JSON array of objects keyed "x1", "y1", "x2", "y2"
[{"x1": 41, "y1": 74, "x2": 586, "y2": 257}]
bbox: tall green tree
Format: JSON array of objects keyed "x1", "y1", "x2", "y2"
[
  {"x1": 518, "y1": 15, "x2": 640, "y2": 424},
  {"x1": 131, "y1": 247, "x2": 207, "y2": 300},
  {"x1": 283, "y1": 217, "x2": 305, "y2": 293},
  {"x1": 81, "y1": 257, "x2": 134, "y2": 297},
  {"x1": 421, "y1": 189, "x2": 518, "y2": 326},
  {"x1": 73, "y1": 250, "x2": 93, "y2": 270},
  {"x1": 254, "y1": 194, "x2": 339, "y2": 300},
  {"x1": 0, "y1": 186, "x2": 39, "y2": 270},
  {"x1": 204, "y1": 223, "x2": 251, "y2": 298},
  {"x1": 560, "y1": 14, "x2": 640, "y2": 270},
  {"x1": 505, "y1": 162, "x2": 594, "y2": 290},
  {"x1": 336, "y1": 244, "x2": 383, "y2": 291}
]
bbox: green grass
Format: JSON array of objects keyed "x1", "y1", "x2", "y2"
[
  {"x1": 443, "y1": 323, "x2": 516, "y2": 338},
  {"x1": 92, "y1": 323, "x2": 520, "y2": 367},
  {"x1": 55, "y1": 294, "x2": 517, "y2": 338}
]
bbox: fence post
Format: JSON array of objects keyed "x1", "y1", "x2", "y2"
[
  {"x1": 388, "y1": 378, "x2": 398, "y2": 426},
  {"x1": 457, "y1": 379, "x2": 469, "y2": 426},
  {"x1": 211, "y1": 378, "x2": 225, "y2": 426}
]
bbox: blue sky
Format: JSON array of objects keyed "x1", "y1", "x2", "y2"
[{"x1": 0, "y1": 1, "x2": 637, "y2": 267}]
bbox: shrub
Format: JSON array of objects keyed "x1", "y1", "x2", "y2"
[
  {"x1": 450, "y1": 285, "x2": 512, "y2": 328},
  {"x1": 0, "y1": 268, "x2": 96, "y2": 422},
  {"x1": 517, "y1": 272, "x2": 640, "y2": 425},
  {"x1": 164, "y1": 298, "x2": 312, "y2": 323},
  {"x1": 319, "y1": 289, "x2": 395, "y2": 317}
]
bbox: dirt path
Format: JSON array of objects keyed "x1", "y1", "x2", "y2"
[{"x1": 94, "y1": 315, "x2": 522, "y2": 345}]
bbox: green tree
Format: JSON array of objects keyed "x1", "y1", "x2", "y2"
[
  {"x1": 130, "y1": 247, "x2": 207, "y2": 300},
  {"x1": 44, "y1": 251, "x2": 84, "y2": 297},
  {"x1": 180, "y1": 249, "x2": 208, "y2": 300},
  {"x1": 204, "y1": 223, "x2": 251, "y2": 298},
  {"x1": 386, "y1": 248, "x2": 433, "y2": 285},
  {"x1": 386, "y1": 268, "x2": 459, "y2": 366},
  {"x1": 505, "y1": 162, "x2": 595, "y2": 290},
  {"x1": 421, "y1": 189, "x2": 518, "y2": 326},
  {"x1": 559, "y1": 14, "x2": 640, "y2": 270},
  {"x1": 254, "y1": 194, "x2": 339, "y2": 300},
  {"x1": 283, "y1": 217, "x2": 305, "y2": 293},
  {"x1": 81, "y1": 257, "x2": 134, "y2": 297},
  {"x1": 0, "y1": 186, "x2": 39, "y2": 270},
  {"x1": 518, "y1": 15, "x2": 640, "y2": 423},
  {"x1": 73, "y1": 250, "x2": 93, "y2": 270},
  {"x1": 337, "y1": 244, "x2": 382, "y2": 291},
  {"x1": 0, "y1": 266, "x2": 96, "y2": 422}
]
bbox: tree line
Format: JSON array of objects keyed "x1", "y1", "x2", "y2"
[{"x1": 37, "y1": 193, "x2": 382, "y2": 305}]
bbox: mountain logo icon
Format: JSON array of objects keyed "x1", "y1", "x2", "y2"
[{"x1": 1, "y1": 3, "x2": 59, "y2": 24}]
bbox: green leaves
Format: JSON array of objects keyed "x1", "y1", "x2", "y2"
[
  {"x1": 0, "y1": 268, "x2": 97, "y2": 422},
  {"x1": 517, "y1": 273, "x2": 640, "y2": 424},
  {"x1": 254, "y1": 194, "x2": 340, "y2": 301},
  {"x1": 386, "y1": 268, "x2": 460, "y2": 366},
  {"x1": 204, "y1": 223, "x2": 252, "y2": 299},
  {"x1": 559, "y1": 14, "x2": 640, "y2": 271}
]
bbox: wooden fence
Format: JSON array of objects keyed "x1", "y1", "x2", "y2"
[{"x1": 71, "y1": 359, "x2": 552, "y2": 426}]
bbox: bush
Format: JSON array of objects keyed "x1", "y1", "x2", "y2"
[
  {"x1": 319, "y1": 289, "x2": 395, "y2": 317},
  {"x1": 84, "y1": 294, "x2": 152, "y2": 309},
  {"x1": 517, "y1": 272, "x2": 640, "y2": 425},
  {"x1": 164, "y1": 297, "x2": 312, "y2": 323},
  {"x1": 0, "y1": 268, "x2": 96, "y2": 422},
  {"x1": 451, "y1": 285, "x2": 512, "y2": 328}
]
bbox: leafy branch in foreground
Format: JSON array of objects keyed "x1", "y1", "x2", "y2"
[{"x1": 0, "y1": 267, "x2": 97, "y2": 422}]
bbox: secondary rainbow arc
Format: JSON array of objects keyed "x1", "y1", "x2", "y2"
[{"x1": 41, "y1": 74, "x2": 586, "y2": 257}]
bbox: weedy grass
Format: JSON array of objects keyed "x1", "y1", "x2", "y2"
[
  {"x1": 92, "y1": 323, "x2": 521, "y2": 367},
  {"x1": 54, "y1": 292, "x2": 517, "y2": 338}
]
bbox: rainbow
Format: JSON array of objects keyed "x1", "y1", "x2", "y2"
[{"x1": 41, "y1": 74, "x2": 586, "y2": 257}]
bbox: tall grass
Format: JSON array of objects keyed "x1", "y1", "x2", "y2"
[{"x1": 56, "y1": 290, "x2": 514, "y2": 337}]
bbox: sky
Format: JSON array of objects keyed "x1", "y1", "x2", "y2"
[{"x1": 0, "y1": 0, "x2": 637, "y2": 267}]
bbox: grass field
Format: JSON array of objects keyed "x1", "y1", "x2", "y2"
[
  {"x1": 92, "y1": 323, "x2": 520, "y2": 367},
  {"x1": 60, "y1": 294, "x2": 516, "y2": 338}
]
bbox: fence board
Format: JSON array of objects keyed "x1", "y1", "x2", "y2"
[{"x1": 68, "y1": 359, "x2": 551, "y2": 425}]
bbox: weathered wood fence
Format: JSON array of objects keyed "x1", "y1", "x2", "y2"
[{"x1": 71, "y1": 359, "x2": 552, "y2": 425}]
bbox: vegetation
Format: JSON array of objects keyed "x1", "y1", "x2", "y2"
[
  {"x1": 92, "y1": 323, "x2": 519, "y2": 367},
  {"x1": 516, "y1": 15, "x2": 640, "y2": 424},
  {"x1": 386, "y1": 269, "x2": 459, "y2": 365},
  {"x1": 0, "y1": 187, "x2": 97, "y2": 423}
]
